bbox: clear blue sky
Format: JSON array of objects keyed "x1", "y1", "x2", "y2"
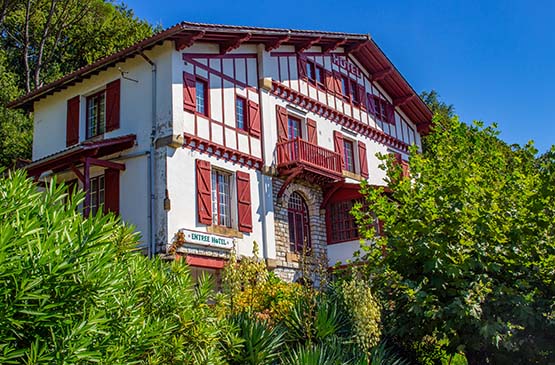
[{"x1": 125, "y1": 0, "x2": 555, "y2": 153}]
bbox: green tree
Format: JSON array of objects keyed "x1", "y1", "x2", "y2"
[
  {"x1": 353, "y1": 116, "x2": 555, "y2": 364},
  {"x1": 0, "y1": 0, "x2": 153, "y2": 169}
]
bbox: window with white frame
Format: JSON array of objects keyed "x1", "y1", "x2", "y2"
[
  {"x1": 87, "y1": 91, "x2": 106, "y2": 138},
  {"x1": 195, "y1": 78, "x2": 208, "y2": 115},
  {"x1": 211, "y1": 169, "x2": 232, "y2": 227},
  {"x1": 235, "y1": 96, "x2": 247, "y2": 131},
  {"x1": 89, "y1": 175, "x2": 105, "y2": 215},
  {"x1": 343, "y1": 139, "x2": 356, "y2": 173}
]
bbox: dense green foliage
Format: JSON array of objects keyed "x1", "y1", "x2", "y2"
[
  {"x1": 0, "y1": 0, "x2": 154, "y2": 169},
  {"x1": 0, "y1": 170, "x2": 407, "y2": 364},
  {"x1": 0, "y1": 170, "x2": 232, "y2": 364},
  {"x1": 353, "y1": 115, "x2": 555, "y2": 364}
]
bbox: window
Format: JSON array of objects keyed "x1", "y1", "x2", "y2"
[
  {"x1": 328, "y1": 200, "x2": 359, "y2": 243},
  {"x1": 195, "y1": 78, "x2": 208, "y2": 115},
  {"x1": 288, "y1": 192, "x2": 311, "y2": 253},
  {"x1": 211, "y1": 170, "x2": 232, "y2": 227},
  {"x1": 340, "y1": 75, "x2": 350, "y2": 98},
  {"x1": 235, "y1": 96, "x2": 247, "y2": 130},
  {"x1": 89, "y1": 175, "x2": 105, "y2": 215},
  {"x1": 315, "y1": 65, "x2": 325, "y2": 86},
  {"x1": 343, "y1": 139, "x2": 356, "y2": 173},
  {"x1": 288, "y1": 116, "x2": 302, "y2": 140},
  {"x1": 349, "y1": 80, "x2": 359, "y2": 103},
  {"x1": 86, "y1": 91, "x2": 106, "y2": 138},
  {"x1": 306, "y1": 61, "x2": 316, "y2": 83},
  {"x1": 190, "y1": 266, "x2": 222, "y2": 291},
  {"x1": 306, "y1": 61, "x2": 325, "y2": 87}
]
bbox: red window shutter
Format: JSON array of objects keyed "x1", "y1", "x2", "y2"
[
  {"x1": 358, "y1": 141, "x2": 369, "y2": 178},
  {"x1": 276, "y1": 105, "x2": 289, "y2": 142},
  {"x1": 104, "y1": 169, "x2": 120, "y2": 214},
  {"x1": 357, "y1": 84, "x2": 366, "y2": 109},
  {"x1": 66, "y1": 96, "x2": 80, "y2": 146},
  {"x1": 333, "y1": 131, "x2": 345, "y2": 169},
  {"x1": 386, "y1": 103, "x2": 395, "y2": 124},
  {"x1": 324, "y1": 70, "x2": 335, "y2": 92},
  {"x1": 307, "y1": 118, "x2": 317, "y2": 144},
  {"x1": 105, "y1": 79, "x2": 120, "y2": 132},
  {"x1": 401, "y1": 160, "x2": 410, "y2": 178},
  {"x1": 247, "y1": 100, "x2": 261, "y2": 138},
  {"x1": 367, "y1": 93, "x2": 376, "y2": 115},
  {"x1": 297, "y1": 55, "x2": 307, "y2": 79},
  {"x1": 183, "y1": 72, "x2": 196, "y2": 113},
  {"x1": 236, "y1": 171, "x2": 252, "y2": 233},
  {"x1": 332, "y1": 72, "x2": 343, "y2": 95},
  {"x1": 393, "y1": 152, "x2": 403, "y2": 165},
  {"x1": 196, "y1": 159, "x2": 212, "y2": 225}
]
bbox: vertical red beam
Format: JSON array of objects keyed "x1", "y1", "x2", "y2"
[{"x1": 83, "y1": 158, "x2": 91, "y2": 217}]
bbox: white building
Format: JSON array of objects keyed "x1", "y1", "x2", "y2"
[{"x1": 9, "y1": 22, "x2": 432, "y2": 282}]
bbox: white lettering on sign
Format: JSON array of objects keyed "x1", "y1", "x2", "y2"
[
  {"x1": 179, "y1": 229, "x2": 234, "y2": 250},
  {"x1": 331, "y1": 54, "x2": 361, "y2": 77}
]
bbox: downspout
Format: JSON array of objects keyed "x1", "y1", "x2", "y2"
[
  {"x1": 140, "y1": 51, "x2": 157, "y2": 258},
  {"x1": 256, "y1": 44, "x2": 269, "y2": 260}
]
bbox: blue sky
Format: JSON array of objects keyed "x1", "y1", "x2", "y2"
[{"x1": 125, "y1": 0, "x2": 555, "y2": 153}]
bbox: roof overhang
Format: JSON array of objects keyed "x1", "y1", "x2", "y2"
[
  {"x1": 25, "y1": 134, "x2": 136, "y2": 178},
  {"x1": 8, "y1": 22, "x2": 432, "y2": 133}
]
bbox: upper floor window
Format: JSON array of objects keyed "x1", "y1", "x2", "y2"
[
  {"x1": 328, "y1": 200, "x2": 359, "y2": 243},
  {"x1": 87, "y1": 91, "x2": 106, "y2": 138},
  {"x1": 89, "y1": 175, "x2": 105, "y2": 216},
  {"x1": 288, "y1": 192, "x2": 311, "y2": 253},
  {"x1": 235, "y1": 96, "x2": 247, "y2": 131},
  {"x1": 343, "y1": 139, "x2": 356, "y2": 173},
  {"x1": 196, "y1": 78, "x2": 208, "y2": 116},
  {"x1": 288, "y1": 116, "x2": 302, "y2": 140},
  {"x1": 315, "y1": 65, "x2": 325, "y2": 86},
  {"x1": 340, "y1": 75, "x2": 350, "y2": 98},
  {"x1": 211, "y1": 169, "x2": 232, "y2": 228},
  {"x1": 306, "y1": 61, "x2": 316, "y2": 82}
]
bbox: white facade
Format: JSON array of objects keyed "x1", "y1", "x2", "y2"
[{"x1": 17, "y1": 23, "x2": 431, "y2": 280}]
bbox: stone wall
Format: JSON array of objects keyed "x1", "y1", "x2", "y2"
[{"x1": 272, "y1": 177, "x2": 329, "y2": 284}]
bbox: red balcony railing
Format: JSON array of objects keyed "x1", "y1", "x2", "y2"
[{"x1": 276, "y1": 138, "x2": 342, "y2": 177}]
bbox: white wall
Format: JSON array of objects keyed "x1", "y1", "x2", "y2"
[{"x1": 166, "y1": 147, "x2": 265, "y2": 258}]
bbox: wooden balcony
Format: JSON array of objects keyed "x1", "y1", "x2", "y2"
[{"x1": 276, "y1": 139, "x2": 343, "y2": 196}]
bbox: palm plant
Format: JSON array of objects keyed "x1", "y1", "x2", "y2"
[{"x1": 228, "y1": 313, "x2": 285, "y2": 365}]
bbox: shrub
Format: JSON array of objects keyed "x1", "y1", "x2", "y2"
[{"x1": 0, "y1": 171, "x2": 229, "y2": 364}]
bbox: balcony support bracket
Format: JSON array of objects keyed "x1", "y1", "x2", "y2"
[{"x1": 277, "y1": 167, "x2": 302, "y2": 199}]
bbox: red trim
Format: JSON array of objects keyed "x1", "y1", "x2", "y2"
[
  {"x1": 184, "y1": 133, "x2": 262, "y2": 169},
  {"x1": 26, "y1": 134, "x2": 136, "y2": 178},
  {"x1": 9, "y1": 23, "x2": 431, "y2": 133},
  {"x1": 185, "y1": 254, "x2": 226, "y2": 269},
  {"x1": 104, "y1": 169, "x2": 120, "y2": 214},
  {"x1": 271, "y1": 81, "x2": 410, "y2": 153}
]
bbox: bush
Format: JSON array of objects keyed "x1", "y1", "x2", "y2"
[{"x1": 0, "y1": 171, "x2": 229, "y2": 364}]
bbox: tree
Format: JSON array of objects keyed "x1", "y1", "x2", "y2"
[
  {"x1": 0, "y1": 0, "x2": 153, "y2": 169},
  {"x1": 353, "y1": 116, "x2": 555, "y2": 364}
]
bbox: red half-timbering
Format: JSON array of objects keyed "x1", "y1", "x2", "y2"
[{"x1": 182, "y1": 53, "x2": 262, "y2": 165}]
